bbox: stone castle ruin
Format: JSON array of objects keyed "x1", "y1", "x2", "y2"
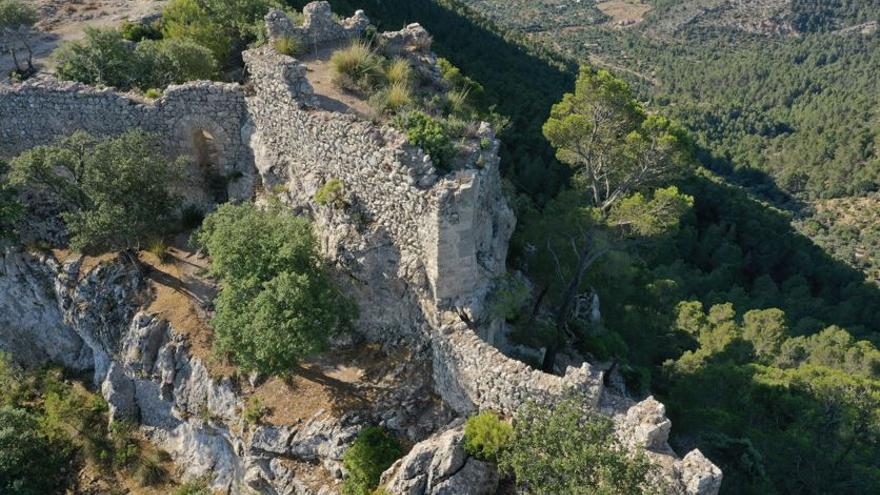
[{"x1": 0, "y1": 3, "x2": 721, "y2": 494}]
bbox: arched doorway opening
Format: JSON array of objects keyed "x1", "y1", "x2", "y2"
[{"x1": 192, "y1": 129, "x2": 227, "y2": 203}]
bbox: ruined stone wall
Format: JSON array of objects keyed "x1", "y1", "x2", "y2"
[
  {"x1": 430, "y1": 322, "x2": 723, "y2": 494},
  {"x1": 242, "y1": 45, "x2": 513, "y2": 339},
  {"x1": 265, "y1": 1, "x2": 369, "y2": 45},
  {"x1": 0, "y1": 78, "x2": 254, "y2": 203}
]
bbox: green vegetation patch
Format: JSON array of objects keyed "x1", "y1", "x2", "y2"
[{"x1": 194, "y1": 203, "x2": 356, "y2": 375}]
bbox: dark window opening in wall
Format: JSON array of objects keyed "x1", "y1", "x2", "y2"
[{"x1": 192, "y1": 129, "x2": 228, "y2": 203}]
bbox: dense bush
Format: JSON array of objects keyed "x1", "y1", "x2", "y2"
[
  {"x1": 9, "y1": 130, "x2": 180, "y2": 251},
  {"x1": 498, "y1": 397, "x2": 657, "y2": 495},
  {"x1": 134, "y1": 38, "x2": 218, "y2": 87},
  {"x1": 54, "y1": 28, "x2": 217, "y2": 90},
  {"x1": 194, "y1": 203, "x2": 355, "y2": 374},
  {"x1": 161, "y1": 0, "x2": 233, "y2": 64},
  {"x1": 341, "y1": 426, "x2": 401, "y2": 495},
  {"x1": 120, "y1": 19, "x2": 163, "y2": 41},
  {"x1": 394, "y1": 111, "x2": 454, "y2": 171},
  {"x1": 463, "y1": 410, "x2": 513, "y2": 461}
]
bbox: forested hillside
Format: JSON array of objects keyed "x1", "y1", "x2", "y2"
[{"x1": 300, "y1": 1, "x2": 880, "y2": 493}]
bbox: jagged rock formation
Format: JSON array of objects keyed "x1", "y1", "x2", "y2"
[
  {"x1": 0, "y1": 3, "x2": 721, "y2": 494},
  {"x1": 380, "y1": 421, "x2": 499, "y2": 495}
]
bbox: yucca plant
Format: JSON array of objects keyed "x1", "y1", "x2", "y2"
[
  {"x1": 385, "y1": 58, "x2": 413, "y2": 87},
  {"x1": 330, "y1": 40, "x2": 384, "y2": 92},
  {"x1": 273, "y1": 35, "x2": 304, "y2": 57}
]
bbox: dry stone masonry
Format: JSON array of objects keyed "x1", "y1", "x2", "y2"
[{"x1": 0, "y1": 3, "x2": 721, "y2": 494}]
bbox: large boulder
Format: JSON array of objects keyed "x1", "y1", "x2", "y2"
[{"x1": 380, "y1": 422, "x2": 498, "y2": 495}]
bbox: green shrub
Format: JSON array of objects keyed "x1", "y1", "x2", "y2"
[
  {"x1": 53, "y1": 28, "x2": 216, "y2": 90},
  {"x1": 194, "y1": 203, "x2": 356, "y2": 375},
  {"x1": 121, "y1": 20, "x2": 163, "y2": 41},
  {"x1": 10, "y1": 130, "x2": 180, "y2": 252},
  {"x1": 242, "y1": 396, "x2": 268, "y2": 424},
  {"x1": 394, "y1": 111, "x2": 453, "y2": 172},
  {"x1": 463, "y1": 411, "x2": 513, "y2": 461},
  {"x1": 144, "y1": 88, "x2": 163, "y2": 99},
  {"x1": 314, "y1": 178, "x2": 344, "y2": 207},
  {"x1": 54, "y1": 28, "x2": 141, "y2": 89},
  {"x1": 499, "y1": 398, "x2": 658, "y2": 494},
  {"x1": 273, "y1": 35, "x2": 304, "y2": 57},
  {"x1": 342, "y1": 427, "x2": 401, "y2": 495},
  {"x1": 330, "y1": 40, "x2": 385, "y2": 92},
  {"x1": 437, "y1": 57, "x2": 483, "y2": 96},
  {"x1": 135, "y1": 38, "x2": 218, "y2": 87}
]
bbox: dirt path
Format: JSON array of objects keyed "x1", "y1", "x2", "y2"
[{"x1": 2, "y1": 0, "x2": 166, "y2": 80}]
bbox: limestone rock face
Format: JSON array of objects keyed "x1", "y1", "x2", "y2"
[
  {"x1": 380, "y1": 423, "x2": 498, "y2": 495},
  {"x1": 0, "y1": 248, "x2": 92, "y2": 370}
]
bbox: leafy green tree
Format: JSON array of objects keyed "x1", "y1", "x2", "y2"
[
  {"x1": 498, "y1": 397, "x2": 658, "y2": 495},
  {"x1": 161, "y1": 0, "x2": 233, "y2": 65},
  {"x1": 162, "y1": 0, "x2": 283, "y2": 65},
  {"x1": 54, "y1": 28, "x2": 141, "y2": 89},
  {"x1": 194, "y1": 203, "x2": 355, "y2": 374},
  {"x1": 540, "y1": 67, "x2": 694, "y2": 332},
  {"x1": 0, "y1": 406, "x2": 68, "y2": 495},
  {"x1": 0, "y1": 0, "x2": 38, "y2": 75},
  {"x1": 9, "y1": 130, "x2": 179, "y2": 251},
  {"x1": 341, "y1": 426, "x2": 401, "y2": 495}
]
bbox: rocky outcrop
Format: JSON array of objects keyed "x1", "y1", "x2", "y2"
[
  {"x1": 0, "y1": 249, "x2": 92, "y2": 370},
  {"x1": 380, "y1": 422, "x2": 498, "y2": 495}
]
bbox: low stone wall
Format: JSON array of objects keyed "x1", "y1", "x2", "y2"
[
  {"x1": 431, "y1": 322, "x2": 723, "y2": 494},
  {"x1": 0, "y1": 78, "x2": 254, "y2": 203}
]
